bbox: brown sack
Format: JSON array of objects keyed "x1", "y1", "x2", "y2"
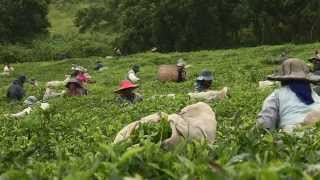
[
  {"x1": 163, "y1": 102, "x2": 217, "y2": 148},
  {"x1": 158, "y1": 65, "x2": 179, "y2": 82}
]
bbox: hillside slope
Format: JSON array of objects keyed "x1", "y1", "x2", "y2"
[
  {"x1": 0, "y1": 2, "x2": 114, "y2": 64},
  {"x1": 1, "y1": 43, "x2": 320, "y2": 179}
]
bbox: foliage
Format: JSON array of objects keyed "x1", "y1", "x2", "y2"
[
  {"x1": 241, "y1": 0, "x2": 320, "y2": 44},
  {"x1": 1, "y1": 43, "x2": 320, "y2": 179},
  {"x1": 130, "y1": 118, "x2": 172, "y2": 145},
  {"x1": 0, "y1": 0, "x2": 50, "y2": 43},
  {"x1": 0, "y1": 0, "x2": 115, "y2": 63},
  {"x1": 75, "y1": 0, "x2": 320, "y2": 53},
  {"x1": 0, "y1": 44, "x2": 32, "y2": 63},
  {"x1": 0, "y1": 34, "x2": 113, "y2": 63}
]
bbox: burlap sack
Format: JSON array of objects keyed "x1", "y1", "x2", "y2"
[
  {"x1": 163, "y1": 102, "x2": 217, "y2": 148},
  {"x1": 43, "y1": 88, "x2": 65, "y2": 101},
  {"x1": 188, "y1": 87, "x2": 228, "y2": 101},
  {"x1": 258, "y1": 81, "x2": 277, "y2": 89},
  {"x1": 158, "y1": 65, "x2": 179, "y2": 82},
  {"x1": 303, "y1": 109, "x2": 320, "y2": 125},
  {"x1": 114, "y1": 102, "x2": 217, "y2": 148},
  {"x1": 114, "y1": 112, "x2": 169, "y2": 143},
  {"x1": 46, "y1": 75, "x2": 71, "y2": 87}
]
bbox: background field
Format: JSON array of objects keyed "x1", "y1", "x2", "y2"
[
  {"x1": 1, "y1": 43, "x2": 320, "y2": 179},
  {"x1": 1, "y1": 1, "x2": 320, "y2": 179}
]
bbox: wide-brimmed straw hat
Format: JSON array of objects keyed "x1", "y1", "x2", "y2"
[
  {"x1": 114, "y1": 80, "x2": 138, "y2": 93},
  {"x1": 267, "y1": 58, "x2": 320, "y2": 83},
  {"x1": 197, "y1": 69, "x2": 213, "y2": 81},
  {"x1": 71, "y1": 65, "x2": 87, "y2": 72}
]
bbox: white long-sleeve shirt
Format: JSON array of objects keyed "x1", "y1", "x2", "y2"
[
  {"x1": 127, "y1": 69, "x2": 140, "y2": 83},
  {"x1": 257, "y1": 86, "x2": 320, "y2": 131},
  {"x1": 11, "y1": 107, "x2": 32, "y2": 118},
  {"x1": 43, "y1": 88, "x2": 65, "y2": 101},
  {"x1": 10, "y1": 103, "x2": 50, "y2": 118}
]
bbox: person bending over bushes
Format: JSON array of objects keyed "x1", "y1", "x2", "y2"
[
  {"x1": 176, "y1": 59, "x2": 187, "y2": 82},
  {"x1": 71, "y1": 65, "x2": 96, "y2": 85},
  {"x1": 8, "y1": 96, "x2": 49, "y2": 118},
  {"x1": 126, "y1": 64, "x2": 140, "y2": 83},
  {"x1": 257, "y1": 58, "x2": 320, "y2": 132},
  {"x1": 195, "y1": 69, "x2": 214, "y2": 92},
  {"x1": 65, "y1": 79, "x2": 88, "y2": 96},
  {"x1": 1, "y1": 63, "x2": 14, "y2": 76},
  {"x1": 188, "y1": 69, "x2": 228, "y2": 102},
  {"x1": 7, "y1": 75, "x2": 27, "y2": 101},
  {"x1": 114, "y1": 80, "x2": 143, "y2": 104},
  {"x1": 94, "y1": 61, "x2": 107, "y2": 71},
  {"x1": 308, "y1": 51, "x2": 320, "y2": 95}
]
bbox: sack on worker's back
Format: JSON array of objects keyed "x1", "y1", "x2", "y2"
[
  {"x1": 188, "y1": 87, "x2": 228, "y2": 101},
  {"x1": 114, "y1": 102, "x2": 217, "y2": 148},
  {"x1": 163, "y1": 102, "x2": 217, "y2": 148},
  {"x1": 158, "y1": 65, "x2": 179, "y2": 82},
  {"x1": 114, "y1": 112, "x2": 169, "y2": 143},
  {"x1": 258, "y1": 80, "x2": 278, "y2": 89}
]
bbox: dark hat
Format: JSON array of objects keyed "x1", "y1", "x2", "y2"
[
  {"x1": 18, "y1": 75, "x2": 27, "y2": 83},
  {"x1": 65, "y1": 78, "x2": 82, "y2": 88},
  {"x1": 132, "y1": 64, "x2": 140, "y2": 72},
  {"x1": 197, "y1": 69, "x2": 213, "y2": 81}
]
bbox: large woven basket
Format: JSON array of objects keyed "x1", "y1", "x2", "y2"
[{"x1": 158, "y1": 65, "x2": 179, "y2": 82}]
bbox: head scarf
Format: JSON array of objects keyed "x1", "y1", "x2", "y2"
[{"x1": 283, "y1": 81, "x2": 314, "y2": 105}]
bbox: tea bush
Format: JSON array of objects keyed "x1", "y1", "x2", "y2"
[{"x1": 0, "y1": 43, "x2": 320, "y2": 179}]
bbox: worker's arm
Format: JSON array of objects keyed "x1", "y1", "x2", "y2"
[
  {"x1": 43, "y1": 89, "x2": 65, "y2": 101},
  {"x1": 10, "y1": 107, "x2": 32, "y2": 118},
  {"x1": 257, "y1": 91, "x2": 280, "y2": 130},
  {"x1": 128, "y1": 72, "x2": 140, "y2": 83}
]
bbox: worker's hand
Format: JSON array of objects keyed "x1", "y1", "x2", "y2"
[
  {"x1": 40, "y1": 103, "x2": 50, "y2": 111},
  {"x1": 303, "y1": 110, "x2": 320, "y2": 125}
]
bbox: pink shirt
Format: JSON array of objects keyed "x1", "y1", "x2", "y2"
[{"x1": 76, "y1": 74, "x2": 89, "y2": 83}]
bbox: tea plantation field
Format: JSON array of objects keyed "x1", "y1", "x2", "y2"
[{"x1": 1, "y1": 43, "x2": 320, "y2": 179}]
